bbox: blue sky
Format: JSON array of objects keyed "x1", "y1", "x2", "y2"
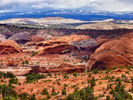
[{"x1": 0, "y1": 0, "x2": 133, "y2": 13}]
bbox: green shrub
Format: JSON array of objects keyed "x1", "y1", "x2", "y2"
[
  {"x1": 106, "y1": 95, "x2": 110, "y2": 100},
  {"x1": 88, "y1": 77, "x2": 96, "y2": 87},
  {"x1": 9, "y1": 78, "x2": 18, "y2": 85},
  {"x1": 109, "y1": 81, "x2": 132, "y2": 100},
  {"x1": 19, "y1": 93, "x2": 29, "y2": 100},
  {"x1": 73, "y1": 72, "x2": 78, "y2": 77},
  {"x1": 42, "y1": 88, "x2": 49, "y2": 95},
  {"x1": 3, "y1": 72, "x2": 16, "y2": 78},
  {"x1": 65, "y1": 85, "x2": 96, "y2": 100},
  {"x1": 62, "y1": 87, "x2": 66, "y2": 95},
  {"x1": 31, "y1": 51, "x2": 38, "y2": 57},
  {"x1": 0, "y1": 84, "x2": 17, "y2": 99},
  {"x1": 29, "y1": 94, "x2": 36, "y2": 100},
  {"x1": 51, "y1": 87, "x2": 56, "y2": 96},
  {"x1": 93, "y1": 69, "x2": 98, "y2": 74},
  {"x1": 63, "y1": 73, "x2": 69, "y2": 79},
  {"x1": 26, "y1": 73, "x2": 46, "y2": 83}
]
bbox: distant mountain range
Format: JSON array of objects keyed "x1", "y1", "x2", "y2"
[{"x1": 0, "y1": 10, "x2": 133, "y2": 21}]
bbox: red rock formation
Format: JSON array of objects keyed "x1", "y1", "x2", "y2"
[
  {"x1": 31, "y1": 35, "x2": 45, "y2": 42},
  {"x1": 38, "y1": 43, "x2": 77, "y2": 55},
  {"x1": 87, "y1": 32, "x2": 133, "y2": 70},
  {"x1": 36, "y1": 35, "x2": 91, "y2": 55},
  {"x1": 0, "y1": 40, "x2": 22, "y2": 54},
  {"x1": 25, "y1": 36, "x2": 45, "y2": 46}
]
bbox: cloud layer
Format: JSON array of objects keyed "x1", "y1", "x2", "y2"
[{"x1": 0, "y1": 0, "x2": 133, "y2": 12}]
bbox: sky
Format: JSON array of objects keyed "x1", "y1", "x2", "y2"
[{"x1": 0, "y1": 0, "x2": 133, "y2": 13}]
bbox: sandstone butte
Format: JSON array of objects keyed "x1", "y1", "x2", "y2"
[
  {"x1": 0, "y1": 40, "x2": 22, "y2": 54},
  {"x1": 36, "y1": 35, "x2": 91, "y2": 55},
  {"x1": 87, "y1": 32, "x2": 133, "y2": 70}
]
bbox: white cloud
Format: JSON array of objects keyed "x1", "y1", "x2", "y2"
[
  {"x1": 0, "y1": 0, "x2": 133, "y2": 12},
  {"x1": 0, "y1": 10, "x2": 13, "y2": 13}
]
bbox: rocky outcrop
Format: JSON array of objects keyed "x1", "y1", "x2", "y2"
[
  {"x1": 71, "y1": 38, "x2": 97, "y2": 51},
  {"x1": 25, "y1": 36, "x2": 45, "y2": 46},
  {"x1": 31, "y1": 35, "x2": 45, "y2": 42},
  {"x1": 38, "y1": 43, "x2": 77, "y2": 55},
  {"x1": 37, "y1": 35, "x2": 91, "y2": 55},
  {"x1": 0, "y1": 40, "x2": 22, "y2": 54},
  {"x1": 87, "y1": 32, "x2": 133, "y2": 70},
  {"x1": 31, "y1": 63, "x2": 86, "y2": 73}
]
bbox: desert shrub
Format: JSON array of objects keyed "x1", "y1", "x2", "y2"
[
  {"x1": 126, "y1": 66, "x2": 132, "y2": 71},
  {"x1": 88, "y1": 72, "x2": 91, "y2": 77},
  {"x1": 112, "y1": 66, "x2": 117, "y2": 70},
  {"x1": 9, "y1": 78, "x2": 18, "y2": 85},
  {"x1": 51, "y1": 87, "x2": 56, "y2": 96},
  {"x1": 93, "y1": 69, "x2": 98, "y2": 74},
  {"x1": 29, "y1": 94, "x2": 36, "y2": 100},
  {"x1": 109, "y1": 81, "x2": 132, "y2": 100},
  {"x1": 115, "y1": 77, "x2": 121, "y2": 82},
  {"x1": 88, "y1": 77, "x2": 96, "y2": 87},
  {"x1": 105, "y1": 69, "x2": 111, "y2": 74},
  {"x1": 131, "y1": 76, "x2": 133, "y2": 83},
  {"x1": 19, "y1": 93, "x2": 36, "y2": 100},
  {"x1": 0, "y1": 84, "x2": 17, "y2": 99},
  {"x1": 44, "y1": 79, "x2": 52, "y2": 83},
  {"x1": 62, "y1": 87, "x2": 66, "y2": 95},
  {"x1": 106, "y1": 95, "x2": 110, "y2": 100},
  {"x1": 3, "y1": 72, "x2": 16, "y2": 78},
  {"x1": 31, "y1": 51, "x2": 38, "y2": 57},
  {"x1": 19, "y1": 93, "x2": 29, "y2": 100},
  {"x1": 73, "y1": 72, "x2": 78, "y2": 77},
  {"x1": 22, "y1": 60, "x2": 29, "y2": 65},
  {"x1": 42, "y1": 88, "x2": 49, "y2": 95},
  {"x1": 65, "y1": 85, "x2": 96, "y2": 100},
  {"x1": 63, "y1": 73, "x2": 69, "y2": 79},
  {"x1": 42, "y1": 88, "x2": 51, "y2": 99},
  {"x1": 57, "y1": 81, "x2": 61, "y2": 86},
  {"x1": 26, "y1": 73, "x2": 46, "y2": 83},
  {"x1": 47, "y1": 73, "x2": 52, "y2": 77}
]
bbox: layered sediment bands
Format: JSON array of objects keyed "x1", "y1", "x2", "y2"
[
  {"x1": 88, "y1": 32, "x2": 133, "y2": 70},
  {"x1": 30, "y1": 63, "x2": 86, "y2": 73},
  {"x1": 1, "y1": 24, "x2": 133, "y2": 39}
]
